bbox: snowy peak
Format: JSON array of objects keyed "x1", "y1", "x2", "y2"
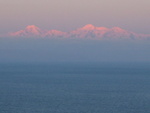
[
  {"x1": 81, "y1": 24, "x2": 96, "y2": 30},
  {"x1": 9, "y1": 25, "x2": 42, "y2": 37},
  {"x1": 25, "y1": 25, "x2": 40, "y2": 30},
  {"x1": 24, "y1": 25, "x2": 42, "y2": 35},
  {"x1": 81, "y1": 24, "x2": 109, "y2": 31},
  {"x1": 25, "y1": 25, "x2": 41, "y2": 33},
  {"x1": 44, "y1": 30, "x2": 66, "y2": 37},
  {"x1": 111, "y1": 27, "x2": 127, "y2": 32}
]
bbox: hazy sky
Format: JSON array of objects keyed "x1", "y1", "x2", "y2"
[{"x1": 0, "y1": 0, "x2": 150, "y2": 34}]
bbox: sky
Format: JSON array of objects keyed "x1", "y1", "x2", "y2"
[
  {"x1": 0, "y1": 0, "x2": 150, "y2": 34},
  {"x1": 0, "y1": 0, "x2": 150, "y2": 63}
]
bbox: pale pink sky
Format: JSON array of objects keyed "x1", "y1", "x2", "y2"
[{"x1": 0, "y1": 0, "x2": 150, "y2": 34}]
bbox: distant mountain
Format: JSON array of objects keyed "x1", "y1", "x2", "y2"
[
  {"x1": 43, "y1": 30, "x2": 66, "y2": 38},
  {"x1": 7, "y1": 24, "x2": 150, "y2": 40},
  {"x1": 9, "y1": 25, "x2": 42, "y2": 37}
]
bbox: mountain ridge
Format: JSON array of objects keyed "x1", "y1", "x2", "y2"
[{"x1": 5, "y1": 24, "x2": 150, "y2": 40}]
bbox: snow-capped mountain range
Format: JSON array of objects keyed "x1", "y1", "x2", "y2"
[{"x1": 7, "y1": 24, "x2": 150, "y2": 40}]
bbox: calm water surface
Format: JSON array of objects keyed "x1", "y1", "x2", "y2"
[{"x1": 0, "y1": 63, "x2": 150, "y2": 113}]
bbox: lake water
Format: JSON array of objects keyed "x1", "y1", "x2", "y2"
[{"x1": 0, "y1": 63, "x2": 150, "y2": 113}]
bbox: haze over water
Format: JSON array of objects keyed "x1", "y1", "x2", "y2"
[{"x1": 0, "y1": 38, "x2": 150, "y2": 113}]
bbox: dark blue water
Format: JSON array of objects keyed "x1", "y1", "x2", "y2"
[{"x1": 0, "y1": 63, "x2": 150, "y2": 113}]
